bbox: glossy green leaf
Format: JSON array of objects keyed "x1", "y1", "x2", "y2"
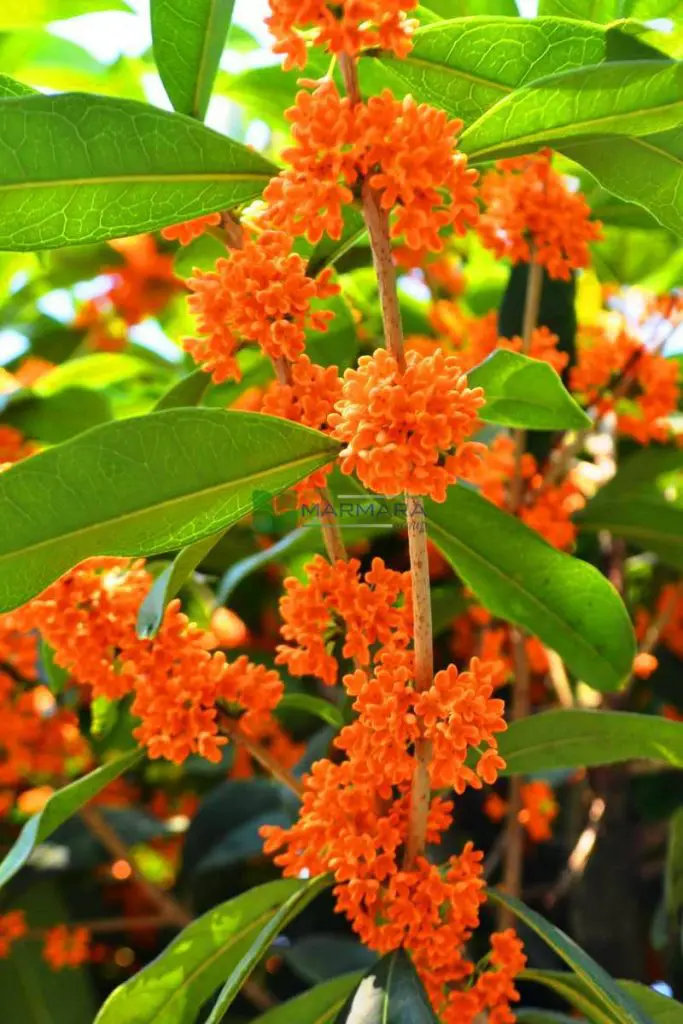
[
  {"x1": 0, "y1": 409, "x2": 340, "y2": 613},
  {"x1": 252, "y1": 974, "x2": 363, "y2": 1024},
  {"x1": 527, "y1": 970, "x2": 678, "y2": 1024},
  {"x1": 136, "y1": 531, "x2": 225, "y2": 638},
  {"x1": 489, "y1": 892, "x2": 651, "y2": 1024},
  {"x1": 579, "y1": 447, "x2": 683, "y2": 569},
  {"x1": 499, "y1": 709, "x2": 683, "y2": 775},
  {"x1": 217, "y1": 527, "x2": 322, "y2": 603},
  {"x1": 0, "y1": 748, "x2": 143, "y2": 890},
  {"x1": 205, "y1": 875, "x2": 332, "y2": 1024},
  {"x1": 335, "y1": 948, "x2": 439, "y2": 1023},
  {"x1": 423, "y1": 0, "x2": 517, "y2": 13},
  {"x1": 33, "y1": 353, "x2": 155, "y2": 396},
  {"x1": 96, "y1": 878, "x2": 317, "y2": 1024},
  {"x1": 0, "y1": 73, "x2": 36, "y2": 97},
  {"x1": 468, "y1": 350, "x2": 590, "y2": 430},
  {"x1": 665, "y1": 806, "x2": 683, "y2": 916},
  {"x1": 154, "y1": 369, "x2": 211, "y2": 411},
  {"x1": 378, "y1": 17, "x2": 608, "y2": 127},
  {"x1": 0, "y1": 93, "x2": 276, "y2": 250},
  {"x1": 151, "y1": 0, "x2": 236, "y2": 120},
  {"x1": 279, "y1": 694, "x2": 345, "y2": 730},
  {"x1": 426, "y1": 487, "x2": 635, "y2": 691},
  {"x1": 461, "y1": 60, "x2": 683, "y2": 162},
  {"x1": 0, "y1": 0, "x2": 130, "y2": 28},
  {"x1": 539, "y1": 0, "x2": 683, "y2": 18}
]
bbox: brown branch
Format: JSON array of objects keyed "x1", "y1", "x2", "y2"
[{"x1": 219, "y1": 713, "x2": 304, "y2": 798}]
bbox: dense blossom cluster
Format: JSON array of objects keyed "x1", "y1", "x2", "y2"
[
  {"x1": 161, "y1": 213, "x2": 222, "y2": 245},
  {"x1": 266, "y1": 0, "x2": 418, "y2": 69},
  {"x1": 329, "y1": 347, "x2": 485, "y2": 501},
  {"x1": 264, "y1": 81, "x2": 478, "y2": 251},
  {"x1": 479, "y1": 149, "x2": 602, "y2": 280}
]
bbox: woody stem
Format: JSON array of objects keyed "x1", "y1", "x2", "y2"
[
  {"x1": 339, "y1": 52, "x2": 434, "y2": 868},
  {"x1": 219, "y1": 712, "x2": 304, "y2": 798},
  {"x1": 499, "y1": 258, "x2": 542, "y2": 928}
]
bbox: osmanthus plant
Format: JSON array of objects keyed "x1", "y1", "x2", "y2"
[{"x1": 0, "y1": 0, "x2": 683, "y2": 1021}]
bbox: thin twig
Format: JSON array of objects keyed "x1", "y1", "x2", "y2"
[{"x1": 219, "y1": 713, "x2": 304, "y2": 798}]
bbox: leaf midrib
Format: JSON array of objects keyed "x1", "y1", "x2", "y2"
[
  {"x1": 383, "y1": 53, "x2": 511, "y2": 95},
  {"x1": 0, "y1": 449, "x2": 335, "y2": 568},
  {"x1": 0, "y1": 172, "x2": 271, "y2": 193}
]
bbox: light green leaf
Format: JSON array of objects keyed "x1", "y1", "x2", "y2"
[
  {"x1": 32, "y1": 353, "x2": 155, "y2": 396},
  {"x1": 489, "y1": 892, "x2": 651, "y2": 1024},
  {"x1": 378, "y1": 17, "x2": 608, "y2": 128},
  {"x1": 468, "y1": 350, "x2": 590, "y2": 430},
  {"x1": 0, "y1": 409, "x2": 340, "y2": 613},
  {"x1": 422, "y1": 0, "x2": 518, "y2": 14},
  {"x1": 205, "y1": 875, "x2": 332, "y2": 1024},
  {"x1": 95, "y1": 878, "x2": 316, "y2": 1024},
  {"x1": 461, "y1": 60, "x2": 683, "y2": 163},
  {"x1": 278, "y1": 694, "x2": 345, "y2": 730},
  {"x1": 620, "y1": 983, "x2": 683, "y2": 1024},
  {"x1": 154, "y1": 369, "x2": 212, "y2": 411},
  {"x1": 136, "y1": 532, "x2": 225, "y2": 638},
  {"x1": 90, "y1": 695, "x2": 117, "y2": 738},
  {"x1": 499, "y1": 709, "x2": 683, "y2": 775},
  {"x1": 665, "y1": 806, "x2": 683, "y2": 917},
  {"x1": 0, "y1": 748, "x2": 143, "y2": 890},
  {"x1": 335, "y1": 948, "x2": 439, "y2": 1024},
  {"x1": 0, "y1": 92, "x2": 276, "y2": 250},
  {"x1": 539, "y1": 0, "x2": 683, "y2": 18},
  {"x1": 0, "y1": 73, "x2": 36, "y2": 98},
  {"x1": 0, "y1": 0, "x2": 130, "y2": 28},
  {"x1": 579, "y1": 447, "x2": 683, "y2": 569},
  {"x1": 251, "y1": 973, "x2": 363, "y2": 1024},
  {"x1": 151, "y1": 0, "x2": 236, "y2": 120}
]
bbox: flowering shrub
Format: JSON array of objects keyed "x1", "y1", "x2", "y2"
[{"x1": 0, "y1": 1, "x2": 681, "y2": 1022}]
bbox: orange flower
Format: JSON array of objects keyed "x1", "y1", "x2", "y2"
[
  {"x1": 106, "y1": 235, "x2": 178, "y2": 325},
  {"x1": 571, "y1": 327, "x2": 679, "y2": 444},
  {"x1": 185, "y1": 229, "x2": 339, "y2": 382},
  {"x1": 264, "y1": 81, "x2": 478, "y2": 251},
  {"x1": 329, "y1": 347, "x2": 485, "y2": 501},
  {"x1": 632, "y1": 652, "x2": 658, "y2": 679},
  {"x1": 483, "y1": 792, "x2": 508, "y2": 823},
  {"x1": 161, "y1": 213, "x2": 222, "y2": 245},
  {"x1": 479, "y1": 149, "x2": 602, "y2": 280},
  {"x1": 267, "y1": 0, "x2": 418, "y2": 70},
  {"x1": 518, "y1": 780, "x2": 558, "y2": 842},
  {"x1": 0, "y1": 910, "x2": 27, "y2": 957},
  {"x1": 0, "y1": 426, "x2": 36, "y2": 467},
  {"x1": 43, "y1": 925, "x2": 90, "y2": 970}
]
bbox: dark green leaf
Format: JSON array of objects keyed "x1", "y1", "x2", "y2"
[
  {"x1": 0, "y1": 748, "x2": 143, "y2": 890},
  {"x1": 499, "y1": 709, "x2": 683, "y2": 775},
  {"x1": 151, "y1": 0, "x2": 236, "y2": 120},
  {"x1": 498, "y1": 265, "x2": 577, "y2": 376},
  {"x1": 335, "y1": 948, "x2": 439, "y2": 1024},
  {"x1": 665, "y1": 806, "x2": 683, "y2": 916},
  {"x1": 0, "y1": 93, "x2": 276, "y2": 250},
  {"x1": 252, "y1": 974, "x2": 363, "y2": 1024},
  {"x1": 527, "y1": 970, "x2": 677, "y2": 1024},
  {"x1": 489, "y1": 892, "x2": 651, "y2": 1024},
  {"x1": 468, "y1": 350, "x2": 590, "y2": 430},
  {"x1": 95, "y1": 878, "x2": 322, "y2": 1024},
  {"x1": 278, "y1": 694, "x2": 345, "y2": 730},
  {"x1": 0, "y1": 409, "x2": 340, "y2": 612},
  {"x1": 136, "y1": 532, "x2": 225, "y2": 638},
  {"x1": 2, "y1": 388, "x2": 112, "y2": 443},
  {"x1": 32, "y1": 352, "x2": 153, "y2": 395},
  {"x1": 517, "y1": 1014, "x2": 586, "y2": 1024},
  {"x1": 216, "y1": 527, "x2": 322, "y2": 603},
  {"x1": 286, "y1": 937, "x2": 378, "y2": 985},
  {"x1": 205, "y1": 875, "x2": 332, "y2": 1024},
  {"x1": 154, "y1": 369, "x2": 211, "y2": 410}
]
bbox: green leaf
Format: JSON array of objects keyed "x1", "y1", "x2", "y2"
[
  {"x1": 335, "y1": 948, "x2": 439, "y2": 1023},
  {"x1": 251, "y1": 974, "x2": 363, "y2": 1024},
  {"x1": 0, "y1": 92, "x2": 276, "y2": 250},
  {"x1": 1, "y1": 388, "x2": 112, "y2": 443},
  {"x1": 90, "y1": 695, "x2": 118, "y2": 738},
  {"x1": 422, "y1": 0, "x2": 518, "y2": 14},
  {"x1": 499, "y1": 709, "x2": 683, "y2": 775},
  {"x1": 539, "y1": 0, "x2": 683, "y2": 18},
  {"x1": 278, "y1": 694, "x2": 345, "y2": 730},
  {"x1": 0, "y1": 409, "x2": 340, "y2": 613},
  {"x1": 0, "y1": 0, "x2": 130, "y2": 28},
  {"x1": 426, "y1": 486, "x2": 635, "y2": 691},
  {"x1": 0, "y1": 748, "x2": 143, "y2": 890},
  {"x1": 154, "y1": 369, "x2": 211, "y2": 411},
  {"x1": 468, "y1": 350, "x2": 590, "y2": 430},
  {"x1": 204, "y1": 875, "x2": 332, "y2": 1024},
  {"x1": 136, "y1": 532, "x2": 225, "y2": 638},
  {"x1": 665, "y1": 806, "x2": 683, "y2": 916},
  {"x1": 0, "y1": 73, "x2": 36, "y2": 98},
  {"x1": 95, "y1": 878, "x2": 318, "y2": 1024},
  {"x1": 286, "y1": 937, "x2": 378, "y2": 985},
  {"x1": 620, "y1": 983, "x2": 683, "y2": 1024},
  {"x1": 377, "y1": 17, "x2": 608, "y2": 128},
  {"x1": 461, "y1": 60, "x2": 683, "y2": 163},
  {"x1": 40, "y1": 638, "x2": 69, "y2": 695},
  {"x1": 32, "y1": 353, "x2": 155, "y2": 396},
  {"x1": 151, "y1": 0, "x2": 236, "y2": 120},
  {"x1": 516, "y1": 1014, "x2": 586, "y2": 1024},
  {"x1": 579, "y1": 447, "x2": 683, "y2": 569},
  {"x1": 173, "y1": 230, "x2": 226, "y2": 277},
  {"x1": 488, "y1": 891, "x2": 651, "y2": 1024},
  {"x1": 216, "y1": 527, "x2": 322, "y2": 603},
  {"x1": 527, "y1": 971, "x2": 678, "y2": 1024}
]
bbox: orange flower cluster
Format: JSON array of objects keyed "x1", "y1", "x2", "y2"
[
  {"x1": 0, "y1": 911, "x2": 27, "y2": 957},
  {"x1": 267, "y1": 0, "x2": 418, "y2": 70},
  {"x1": 479, "y1": 149, "x2": 602, "y2": 280},
  {"x1": 106, "y1": 235, "x2": 178, "y2": 326},
  {"x1": 658, "y1": 584, "x2": 683, "y2": 659},
  {"x1": 329, "y1": 347, "x2": 485, "y2": 501},
  {"x1": 570, "y1": 328, "x2": 679, "y2": 444},
  {"x1": 0, "y1": 425, "x2": 35, "y2": 467},
  {"x1": 265, "y1": 555, "x2": 519, "y2": 1022},
  {"x1": 24, "y1": 559, "x2": 284, "y2": 764},
  {"x1": 161, "y1": 213, "x2": 222, "y2": 245},
  {"x1": 43, "y1": 925, "x2": 90, "y2": 970},
  {"x1": 518, "y1": 780, "x2": 559, "y2": 842},
  {"x1": 462, "y1": 435, "x2": 584, "y2": 550},
  {"x1": 185, "y1": 229, "x2": 338, "y2": 382},
  {"x1": 264, "y1": 81, "x2": 478, "y2": 251},
  {"x1": 452, "y1": 604, "x2": 550, "y2": 688}
]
